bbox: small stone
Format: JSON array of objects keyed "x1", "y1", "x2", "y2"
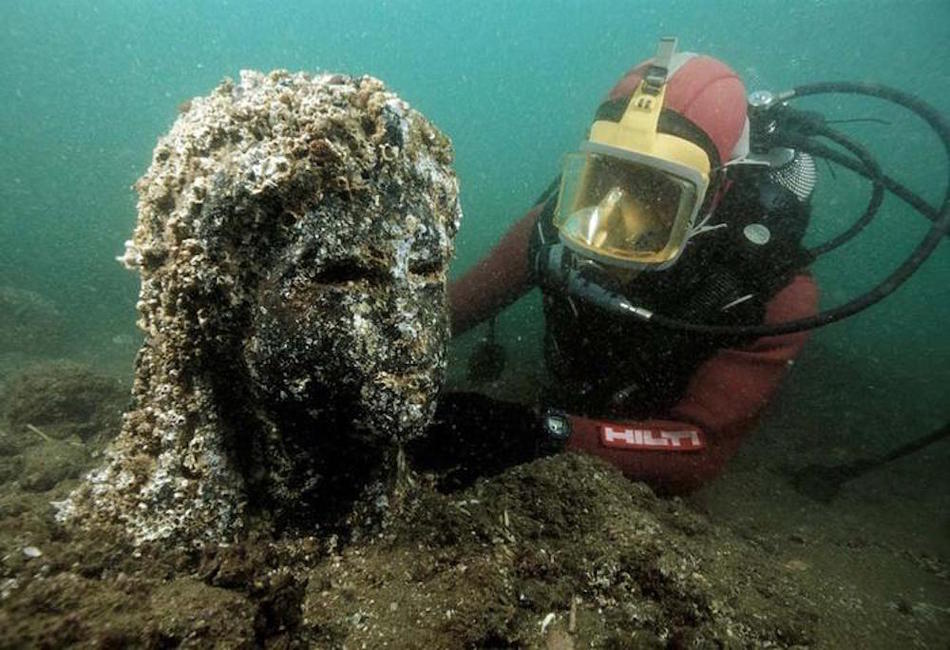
[
  {"x1": 783, "y1": 559, "x2": 810, "y2": 572},
  {"x1": 0, "y1": 578, "x2": 19, "y2": 599},
  {"x1": 22, "y1": 546, "x2": 42, "y2": 559}
]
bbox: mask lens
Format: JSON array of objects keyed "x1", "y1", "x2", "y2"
[{"x1": 554, "y1": 152, "x2": 697, "y2": 266}]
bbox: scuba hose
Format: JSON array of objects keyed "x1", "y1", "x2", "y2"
[
  {"x1": 788, "y1": 421, "x2": 950, "y2": 503},
  {"x1": 563, "y1": 269, "x2": 652, "y2": 320},
  {"x1": 783, "y1": 127, "x2": 884, "y2": 257},
  {"x1": 792, "y1": 136, "x2": 944, "y2": 233},
  {"x1": 625, "y1": 81, "x2": 950, "y2": 338}
]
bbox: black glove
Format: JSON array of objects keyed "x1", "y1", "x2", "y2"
[{"x1": 408, "y1": 391, "x2": 539, "y2": 490}]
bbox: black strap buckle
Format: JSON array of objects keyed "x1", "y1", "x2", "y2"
[{"x1": 643, "y1": 36, "x2": 678, "y2": 95}]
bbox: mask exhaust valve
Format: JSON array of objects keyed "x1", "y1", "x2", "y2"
[{"x1": 743, "y1": 223, "x2": 772, "y2": 245}]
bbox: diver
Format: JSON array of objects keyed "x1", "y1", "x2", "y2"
[{"x1": 412, "y1": 37, "x2": 950, "y2": 495}]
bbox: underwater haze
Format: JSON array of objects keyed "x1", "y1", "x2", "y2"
[
  {"x1": 2, "y1": 0, "x2": 948, "y2": 361},
  {"x1": 1, "y1": 0, "x2": 949, "y2": 644}
]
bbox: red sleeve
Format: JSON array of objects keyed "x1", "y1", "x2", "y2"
[
  {"x1": 448, "y1": 203, "x2": 543, "y2": 336},
  {"x1": 566, "y1": 273, "x2": 820, "y2": 494}
]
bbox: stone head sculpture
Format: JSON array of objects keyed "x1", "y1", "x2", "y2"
[{"x1": 60, "y1": 71, "x2": 460, "y2": 544}]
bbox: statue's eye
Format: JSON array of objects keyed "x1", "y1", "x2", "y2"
[
  {"x1": 408, "y1": 258, "x2": 443, "y2": 279},
  {"x1": 313, "y1": 259, "x2": 388, "y2": 285}
]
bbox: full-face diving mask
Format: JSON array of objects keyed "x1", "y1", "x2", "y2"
[{"x1": 553, "y1": 38, "x2": 714, "y2": 270}]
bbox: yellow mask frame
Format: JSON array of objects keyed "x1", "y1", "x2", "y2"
[{"x1": 554, "y1": 38, "x2": 715, "y2": 269}]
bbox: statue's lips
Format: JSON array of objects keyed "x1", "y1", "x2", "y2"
[{"x1": 353, "y1": 368, "x2": 441, "y2": 440}]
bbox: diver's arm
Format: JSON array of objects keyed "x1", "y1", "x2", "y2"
[
  {"x1": 448, "y1": 202, "x2": 545, "y2": 336},
  {"x1": 668, "y1": 273, "x2": 819, "y2": 490},
  {"x1": 564, "y1": 273, "x2": 819, "y2": 494}
]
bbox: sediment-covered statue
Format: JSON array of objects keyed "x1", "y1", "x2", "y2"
[{"x1": 58, "y1": 70, "x2": 461, "y2": 545}]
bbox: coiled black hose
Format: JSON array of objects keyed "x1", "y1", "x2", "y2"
[{"x1": 640, "y1": 81, "x2": 949, "y2": 337}]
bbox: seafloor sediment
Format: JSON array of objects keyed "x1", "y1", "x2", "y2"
[
  {"x1": 1, "y1": 384, "x2": 946, "y2": 649},
  {"x1": 0, "y1": 67, "x2": 946, "y2": 646}
]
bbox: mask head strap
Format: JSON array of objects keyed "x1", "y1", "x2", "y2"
[
  {"x1": 643, "y1": 36, "x2": 678, "y2": 94},
  {"x1": 593, "y1": 98, "x2": 722, "y2": 172}
]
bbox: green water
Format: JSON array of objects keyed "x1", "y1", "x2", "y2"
[{"x1": 1, "y1": 1, "x2": 948, "y2": 437}]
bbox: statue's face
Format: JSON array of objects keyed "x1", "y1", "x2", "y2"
[{"x1": 244, "y1": 196, "x2": 454, "y2": 443}]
